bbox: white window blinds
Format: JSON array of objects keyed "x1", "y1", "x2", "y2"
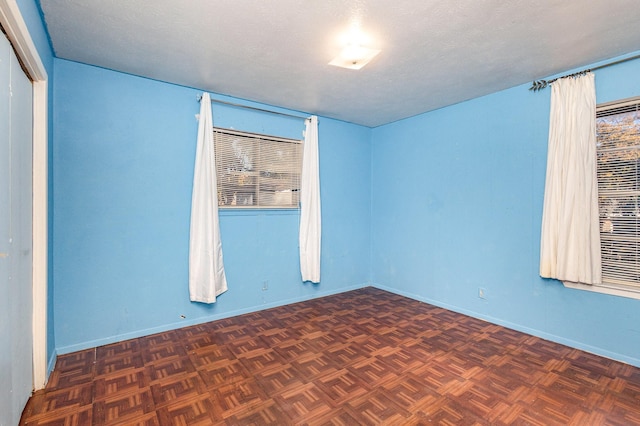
[
  {"x1": 596, "y1": 98, "x2": 640, "y2": 288},
  {"x1": 214, "y1": 128, "x2": 302, "y2": 208}
]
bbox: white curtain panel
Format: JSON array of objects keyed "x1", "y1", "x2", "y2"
[
  {"x1": 189, "y1": 93, "x2": 228, "y2": 303},
  {"x1": 540, "y1": 73, "x2": 602, "y2": 285},
  {"x1": 299, "y1": 116, "x2": 322, "y2": 283}
]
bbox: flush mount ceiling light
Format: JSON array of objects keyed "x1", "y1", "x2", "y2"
[
  {"x1": 329, "y1": 44, "x2": 381, "y2": 70},
  {"x1": 329, "y1": 25, "x2": 381, "y2": 70}
]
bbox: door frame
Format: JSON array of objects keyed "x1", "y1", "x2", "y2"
[{"x1": 0, "y1": 0, "x2": 49, "y2": 390}]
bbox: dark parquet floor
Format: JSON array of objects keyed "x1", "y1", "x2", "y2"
[{"x1": 20, "y1": 287, "x2": 640, "y2": 425}]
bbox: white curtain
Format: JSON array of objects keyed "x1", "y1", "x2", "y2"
[
  {"x1": 189, "y1": 93, "x2": 228, "y2": 302},
  {"x1": 540, "y1": 73, "x2": 601, "y2": 285},
  {"x1": 299, "y1": 116, "x2": 321, "y2": 283}
]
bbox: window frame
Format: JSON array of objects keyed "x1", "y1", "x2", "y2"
[
  {"x1": 213, "y1": 126, "x2": 303, "y2": 210},
  {"x1": 565, "y1": 96, "x2": 640, "y2": 300}
]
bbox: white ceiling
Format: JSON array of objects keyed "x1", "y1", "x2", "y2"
[{"x1": 39, "y1": 0, "x2": 640, "y2": 127}]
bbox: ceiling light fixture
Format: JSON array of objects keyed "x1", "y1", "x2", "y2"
[
  {"x1": 329, "y1": 26, "x2": 380, "y2": 70},
  {"x1": 329, "y1": 43, "x2": 381, "y2": 70}
]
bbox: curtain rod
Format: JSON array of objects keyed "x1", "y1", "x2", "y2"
[
  {"x1": 197, "y1": 94, "x2": 309, "y2": 121},
  {"x1": 529, "y1": 53, "x2": 640, "y2": 91}
]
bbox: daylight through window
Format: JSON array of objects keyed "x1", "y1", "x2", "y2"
[
  {"x1": 214, "y1": 128, "x2": 302, "y2": 208},
  {"x1": 596, "y1": 97, "x2": 640, "y2": 290}
]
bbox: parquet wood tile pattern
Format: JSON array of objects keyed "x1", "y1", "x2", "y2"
[{"x1": 21, "y1": 287, "x2": 640, "y2": 425}]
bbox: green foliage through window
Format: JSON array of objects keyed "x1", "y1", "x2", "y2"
[{"x1": 596, "y1": 100, "x2": 640, "y2": 288}]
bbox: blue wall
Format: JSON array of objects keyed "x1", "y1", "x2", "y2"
[
  {"x1": 371, "y1": 53, "x2": 640, "y2": 366},
  {"x1": 52, "y1": 59, "x2": 372, "y2": 352},
  {"x1": 48, "y1": 25, "x2": 640, "y2": 367}
]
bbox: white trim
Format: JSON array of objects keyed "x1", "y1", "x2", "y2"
[
  {"x1": 596, "y1": 95, "x2": 640, "y2": 113},
  {"x1": 0, "y1": 0, "x2": 49, "y2": 390},
  {"x1": 31, "y1": 80, "x2": 47, "y2": 389},
  {"x1": 0, "y1": 0, "x2": 46, "y2": 80},
  {"x1": 562, "y1": 281, "x2": 640, "y2": 301}
]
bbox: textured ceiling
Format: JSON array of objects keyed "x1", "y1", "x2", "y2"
[{"x1": 40, "y1": 0, "x2": 640, "y2": 127}]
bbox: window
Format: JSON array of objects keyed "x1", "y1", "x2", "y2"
[
  {"x1": 214, "y1": 127, "x2": 302, "y2": 208},
  {"x1": 595, "y1": 97, "x2": 640, "y2": 296}
]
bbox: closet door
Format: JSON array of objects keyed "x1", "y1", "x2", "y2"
[
  {"x1": 0, "y1": 29, "x2": 13, "y2": 426},
  {"x1": 0, "y1": 30, "x2": 34, "y2": 426}
]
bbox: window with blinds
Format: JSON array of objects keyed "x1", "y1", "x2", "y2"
[
  {"x1": 214, "y1": 127, "x2": 302, "y2": 208},
  {"x1": 596, "y1": 97, "x2": 640, "y2": 290}
]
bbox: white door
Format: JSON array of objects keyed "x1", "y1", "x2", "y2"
[{"x1": 0, "y1": 30, "x2": 34, "y2": 426}]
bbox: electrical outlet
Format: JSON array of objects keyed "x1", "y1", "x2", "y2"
[{"x1": 478, "y1": 288, "x2": 486, "y2": 299}]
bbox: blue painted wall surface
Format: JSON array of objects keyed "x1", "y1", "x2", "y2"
[
  {"x1": 53, "y1": 59, "x2": 371, "y2": 352},
  {"x1": 371, "y1": 54, "x2": 640, "y2": 366}
]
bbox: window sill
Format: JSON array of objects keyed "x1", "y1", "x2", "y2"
[
  {"x1": 218, "y1": 208, "x2": 300, "y2": 217},
  {"x1": 562, "y1": 280, "x2": 640, "y2": 301}
]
